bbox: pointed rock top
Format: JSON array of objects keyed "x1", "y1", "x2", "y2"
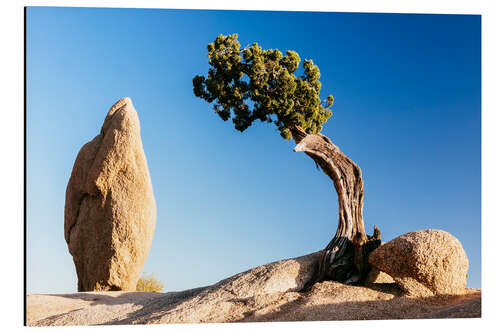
[
  {"x1": 101, "y1": 97, "x2": 137, "y2": 135},
  {"x1": 110, "y1": 97, "x2": 133, "y2": 114}
]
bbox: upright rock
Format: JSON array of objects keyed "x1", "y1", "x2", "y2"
[
  {"x1": 64, "y1": 97, "x2": 156, "y2": 291},
  {"x1": 368, "y1": 229, "x2": 468, "y2": 296}
]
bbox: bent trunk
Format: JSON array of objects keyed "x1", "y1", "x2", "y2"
[{"x1": 290, "y1": 125, "x2": 380, "y2": 288}]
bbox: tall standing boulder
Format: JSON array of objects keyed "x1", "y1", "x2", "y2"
[
  {"x1": 368, "y1": 229, "x2": 468, "y2": 296},
  {"x1": 64, "y1": 97, "x2": 156, "y2": 291}
]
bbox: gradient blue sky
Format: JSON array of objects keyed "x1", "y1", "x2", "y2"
[{"x1": 26, "y1": 7, "x2": 481, "y2": 293}]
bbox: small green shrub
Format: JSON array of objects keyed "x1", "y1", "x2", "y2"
[{"x1": 136, "y1": 273, "x2": 164, "y2": 293}]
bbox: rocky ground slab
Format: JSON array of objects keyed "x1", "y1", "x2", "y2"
[{"x1": 27, "y1": 252, "x2": 480, "y2": 326}]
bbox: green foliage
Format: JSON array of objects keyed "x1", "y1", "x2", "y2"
[
  {"x1": 136, "y1": 273, "x2": 164, "y2": 293},
  {"x1": 193, "y1": 34, "x2": 334, "y2": 140}
]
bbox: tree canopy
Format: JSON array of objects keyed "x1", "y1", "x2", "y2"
[{"x1": 193, "y1": 34, "x2": 334, "y2": 140}]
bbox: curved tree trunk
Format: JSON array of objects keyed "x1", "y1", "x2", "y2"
[{"x1": 290, "y1": 125, "x2": 381, "y2": 289}]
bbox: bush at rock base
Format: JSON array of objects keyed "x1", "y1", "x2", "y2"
[{"x1": 136, "y1": 274, "x2": 164, "y2": 293}]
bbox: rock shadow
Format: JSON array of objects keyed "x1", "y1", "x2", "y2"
[
  {"x1": 100, "y1": 286, "x2": 208, "y2": 325},
  {"x1": 42, "y1": 291, "x2": 164, "y2": 307}
]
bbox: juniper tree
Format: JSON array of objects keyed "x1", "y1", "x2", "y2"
[{"x1": 193, "y1": 34, "x2": 381, "y2": 287}]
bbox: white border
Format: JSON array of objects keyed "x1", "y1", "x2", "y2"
[{"x1": 3, "y1": 0, "x2": 498, "y2": 332}]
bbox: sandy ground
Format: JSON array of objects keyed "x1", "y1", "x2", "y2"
[{"x1": 27, "y1": 283, "x2": 480, "y2": 326}]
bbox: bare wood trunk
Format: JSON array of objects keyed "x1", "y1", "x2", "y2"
[{"x1": 290, "y1": 125, "x2": 380, "y2": 288}]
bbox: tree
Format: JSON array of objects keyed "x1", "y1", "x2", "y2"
[{"x1": 193, "y1": 34, "x2": 381, "y2": 288}]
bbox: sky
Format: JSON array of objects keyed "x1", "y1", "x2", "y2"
[{"x1": 26, "y1": 7, "x2": 481, "y2": 293}]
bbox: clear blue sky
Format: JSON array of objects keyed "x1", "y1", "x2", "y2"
[{"x1": 26, "y1": 7, "x2": 481, "y2": 293}]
